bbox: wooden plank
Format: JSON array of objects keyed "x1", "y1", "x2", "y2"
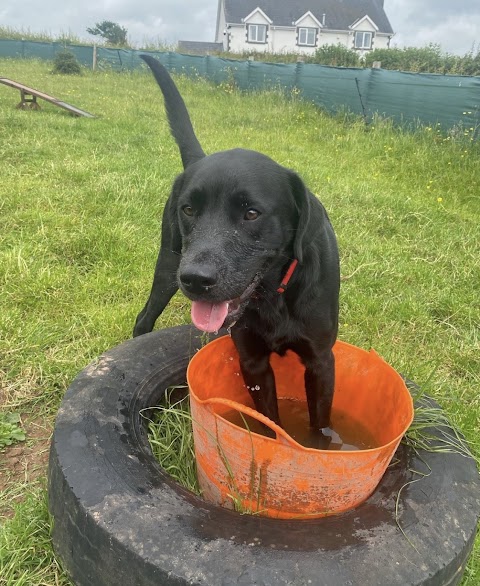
[
  {"x1": 54, "y1": 101, "x2": 95, "y2": 118},
  {"x1": 0, "y1": 77, "x2": 94, "y2": 118}
]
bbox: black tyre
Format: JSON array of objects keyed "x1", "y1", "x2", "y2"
[{"x1": 48, "y1": 325, "x2": 480, "y2": 586}]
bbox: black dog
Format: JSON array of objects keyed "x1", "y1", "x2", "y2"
[{"x1": 134, "y1": 55, "x2": 340, "y2": 436}]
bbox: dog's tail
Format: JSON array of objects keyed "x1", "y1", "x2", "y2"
[{"x1": 140, "y1": 54, "x2": 205, "y2": 169}]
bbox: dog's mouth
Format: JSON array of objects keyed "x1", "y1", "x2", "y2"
[{"x1": 190, "y1": 274, "x2": 261, "y2": 333}]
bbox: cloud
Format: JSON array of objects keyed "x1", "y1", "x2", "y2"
[
  {"x1": 1, "y1": 0, "x2": 479, "y2": 54},
  {"x1": 1, "y1": 0, "x2": 217, "y2": 45},
  {"x1": 387, "y1": 0, "x2": 480, "y2": 53}
]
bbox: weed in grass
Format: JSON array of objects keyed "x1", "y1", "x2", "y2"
[
  {"x1": 0, "y1": 413, "x2": 26, "y2": 448},
  {"x1": 228, "y1": 412, "x2": 267, "y2": 516}
]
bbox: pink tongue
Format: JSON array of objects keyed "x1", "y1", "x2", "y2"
[{"x1": 191, "y1": 301, "x2": 229, "y2": 333}]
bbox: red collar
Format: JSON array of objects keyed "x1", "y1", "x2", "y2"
[{"x1": 277, "y1": 259, "x2": 298, "y2": 294}]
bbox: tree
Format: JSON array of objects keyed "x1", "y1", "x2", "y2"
[{"x1": 87, "y1": 21, "x2": 128, "y2": 46}]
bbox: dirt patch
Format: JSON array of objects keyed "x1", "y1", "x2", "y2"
[{"x1": 0, "y1": 415, "x2": 52, "y2": 517}]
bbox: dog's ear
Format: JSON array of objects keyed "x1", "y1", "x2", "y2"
[
  {"x1": 162, "y1": 174, "x2": 184, "y2": 255},
  {"x1": 288, "y1": 171, "x2": 311, "y2": 264}
]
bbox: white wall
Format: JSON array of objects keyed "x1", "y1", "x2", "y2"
[
  {"x1": 320, "y1": 30, "x2": 351, "y2": 49},
  {"x1": 225, "y1": 20, "x2": 391, "y2": 55},
  {"x1": 296, "y1": 14, "x2": 320, "y2": 29},
  {"x1": 216, "y1": 7, "x2": 226, "y2": 44},
  {"x1": 352, "y1": 17, "x2": 378, "y2": 33},
  {"x1": 227, "y1": 27, "x2": 350, "y2": 55},
  {"x1": 374, "y1": 34, "x2": 391, "y2": 49},
  {"x1": 270, "y1": 29, "x2": 292, "y2": 54}
]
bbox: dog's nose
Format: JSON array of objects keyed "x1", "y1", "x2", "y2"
[{"x1": 179, "y1": 266, "x2": 218, "y2": 294}]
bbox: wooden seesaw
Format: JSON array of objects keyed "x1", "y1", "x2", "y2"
[{"x1": 0, "y1": 77, "x2": 94, "y2": 118}]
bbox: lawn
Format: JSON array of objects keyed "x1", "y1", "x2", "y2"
[{"x1": 0, "y1": 57, "x2": 479, "y2": 585}]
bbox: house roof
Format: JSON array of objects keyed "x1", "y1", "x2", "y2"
[{"x1": 223, "y1": 0, "x2": 394, "y2": 34}]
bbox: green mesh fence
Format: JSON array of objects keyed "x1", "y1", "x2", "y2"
[
  {"x1": 1, "y1": 39, "x2": 478, "y2": 136},
  {"x1": 364, "y1": 68, "x2": 480, "y2": 132}
]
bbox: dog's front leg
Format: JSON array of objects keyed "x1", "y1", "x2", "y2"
[
  {"x1": 303, "y1": 348, "x2": 335, "y2": 431},
  {"x1": 134, "y1": 196, "x2": 182, "y2": 337},
  {"x1": 231, "y1": 329, "x2": 280, "y2": 428},
  {"x1": 133, "y1": 247, "x2": 179, "y2": 336}
]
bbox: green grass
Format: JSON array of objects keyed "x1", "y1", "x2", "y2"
[
  {"x1": 145, "y1": 387, "x2": 200, "y2": 494},
  {"x1": 0, "y1": 57, "x2": 478, "y2": 584},
  {"x1": 0, "y1": 489, "x2": 69, "y2": 585}
]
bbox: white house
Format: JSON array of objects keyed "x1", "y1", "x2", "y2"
[{"x1": 215, "y1": 0, "x2": 394, "y2": 56}]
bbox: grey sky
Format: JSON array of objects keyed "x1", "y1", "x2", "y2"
[{"x1": 1, "y1": 1, "x2": 479, "y2": 55}]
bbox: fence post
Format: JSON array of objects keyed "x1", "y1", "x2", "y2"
[
  {"x1": 295, "y1": 58, "x2": 304, "y2": 92},
  {"x1": 355, "y1": 77, "x2": 368, "y2": 125},
  {"x1": 92, "y1": 44, "x2": 97, "y2": 71},
  {"x1": 205, "y1": 54, "x2": 210, "y2": 80}
]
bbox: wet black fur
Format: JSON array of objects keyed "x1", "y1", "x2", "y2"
[{"x1": 134, "y1": 55, "x2": 340, "y2": 434}]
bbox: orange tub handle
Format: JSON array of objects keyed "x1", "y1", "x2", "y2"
[{"x1": 200, "y1": 396, "x2": 307, "y2": 450}]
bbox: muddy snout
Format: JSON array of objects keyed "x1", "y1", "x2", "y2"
[
  {"x1": 179, "y1": 261, "x2": 218, "y2": 297},
  {"x1": 178, "y1": 232, "x2": 264, "y2": 302},
  {"x1": 178, "y1": 250, "x2": 256, "y2": 303}
]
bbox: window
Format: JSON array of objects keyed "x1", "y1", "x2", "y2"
[
  {"x1": 354, "y1": 31, "x2": 373, "y2": 49},
  {"x1": 297, "y1": 27, "x2": 317, "y2": 46},
  {"x1": 247, "y1": 24, "x2": 267, "y2": 43}
]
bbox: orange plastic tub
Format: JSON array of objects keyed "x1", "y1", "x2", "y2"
[{"x1": 187, "y1": 336, "x2": 414, "y2": 519}]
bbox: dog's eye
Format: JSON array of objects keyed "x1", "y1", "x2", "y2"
[
  {"x1": 244, "y1": 209, "x2": 260, "y2": 221},
  {"x1": 182, "y1": 205, "x2": 194, "y2": 217}
]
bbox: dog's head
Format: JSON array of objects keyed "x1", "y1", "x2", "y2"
[
  {"x1": 166, "y1": 148, "x2": 311, "y2": 331},
  {"x1": 140, "y1": 55, "x2": 312, "y2": 332}
]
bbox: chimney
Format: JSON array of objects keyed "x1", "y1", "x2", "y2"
[{"x1": 322, "y1": 13, "x2": 326, "y2": 26}]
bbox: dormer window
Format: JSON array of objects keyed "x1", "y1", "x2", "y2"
[
  {"x1": 247, "y1": 24, "x2": 267, "y2": 43},
  {"x1": 297, "y1": 27, "x2": 317, "y2": 47},
  {"x1": 354, "y1": 31, "x2": 373, "y2": 49}
]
